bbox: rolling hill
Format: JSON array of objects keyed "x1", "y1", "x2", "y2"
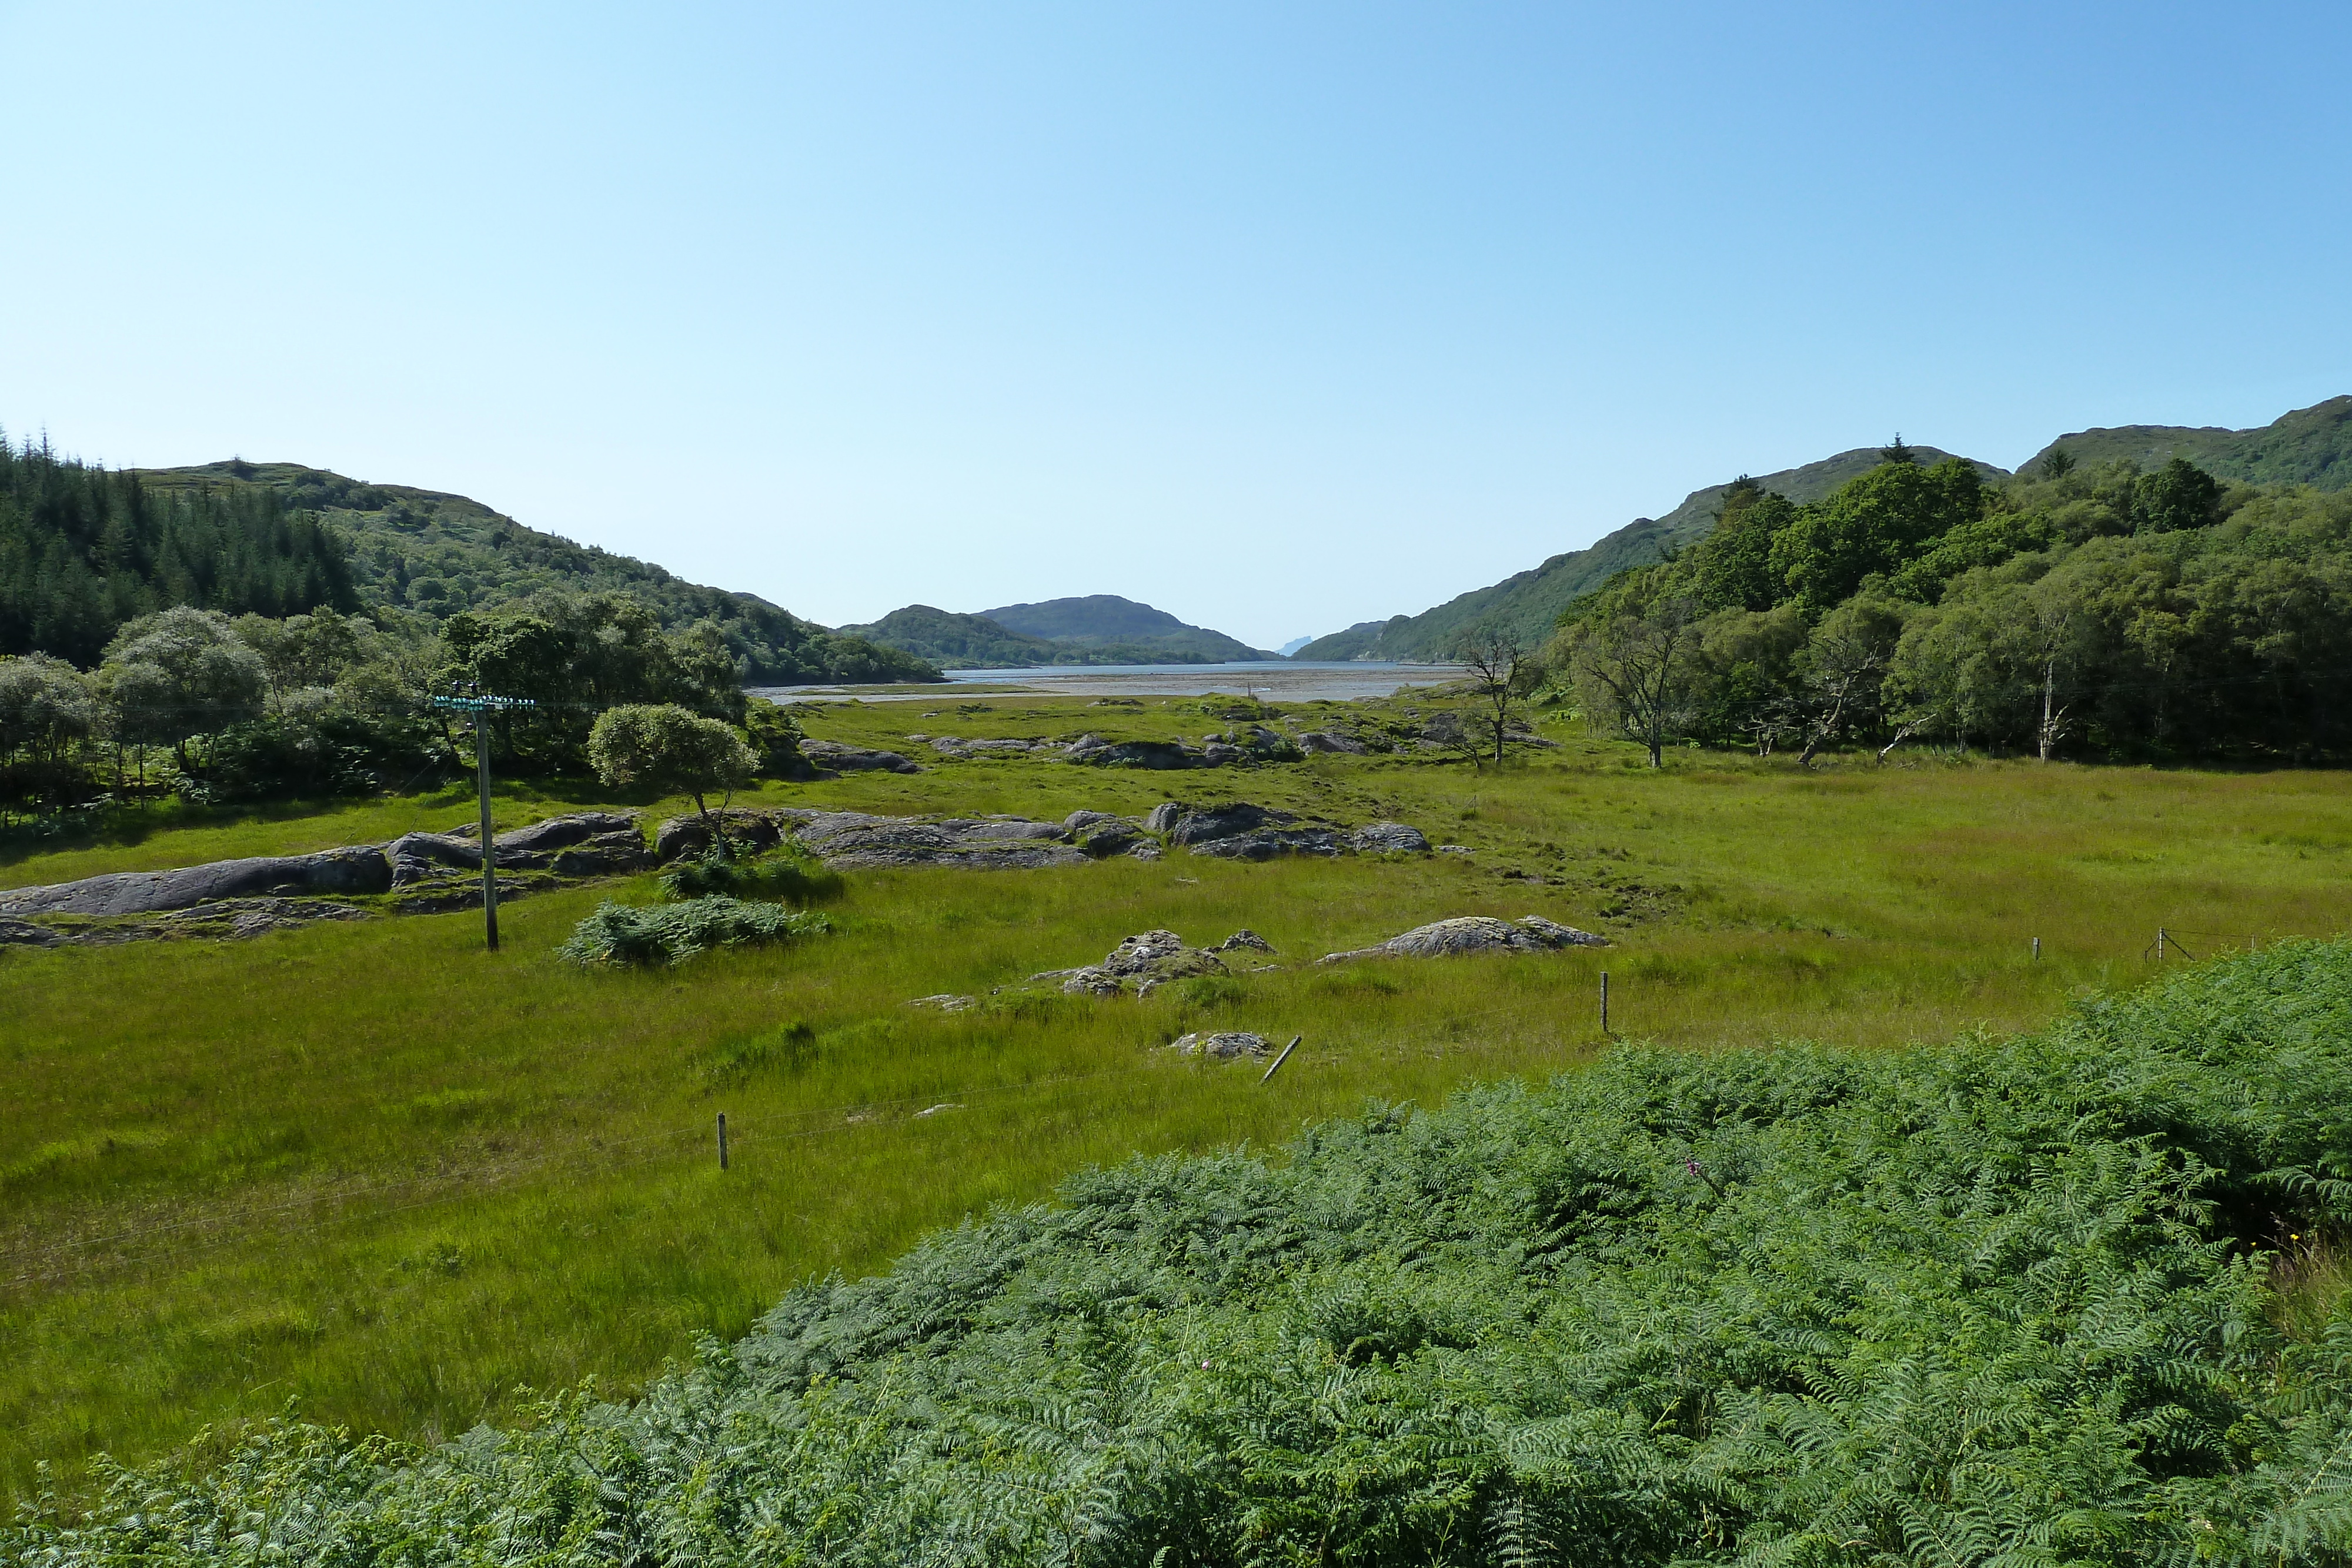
[
  {"x1": 848, "y1": 594, "x2": 1279, "y2": 667},
  {"x1": 2019, "y1": 394, "x2": 2352, "y2": 490},
  {"x1": 132, "y1": 461, "x2": 941, "y2": 684},
  {"x1": 1296, "y1": 444, "x2": 2001, "y2": 661}
]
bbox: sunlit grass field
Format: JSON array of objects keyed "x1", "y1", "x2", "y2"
[{"x1": 6, "y1": 691, "x2": 2352, "y2": 1501}]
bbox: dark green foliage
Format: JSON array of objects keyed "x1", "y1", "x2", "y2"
[
  {"x1": 25, "y1": 942, "x2": 2352, "y2": 1563},
  {"x1": 555, "y1": 897, "x2": 831, "y2": 967},
  {"x1": 739, "y1": 698, "x2": 808, "y2": 777},
  {"x1": 0, "y1": 439, "x2": 356, "y2": 666},
  {"x1": 1690, "y1": 480, "x2": 1793, "y2": 611},
  {"x1": 2134, "y1": 455, "x2": 2227, "y2": 534},
  {"x1": 194, "y1": 706, "x2": 445, "y2": 803},
  {"x1": 658, "y1": 844, "x2": 840, "y2": 905},
  {"x1": 1767, "y1": 456, "x2": 1989, "y2": 611},
  {"x1": 1554, "y1": 449, "x2": 2352, "y2": 760}
]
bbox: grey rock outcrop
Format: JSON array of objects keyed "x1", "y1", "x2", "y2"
[
  {"x1": 1349, "y1": 822, "x2": 1431, "y2": 854},
  {"x1": 929, "y1": 737, "x2": 1037, "y2": 758},
  {"x1": 799, "y1": 740, "x2": 923, "y2": 774},
  {"x1": 1296, "y1": 730, "x2": 1371, "y2": 754},
  {"x1": 390, "y1": 813, "x2": 647, "y2": 887},
  {"x1": 1144, "y1": 803, "x2": 1185, "y2": 834},
  {"x1": 1166, "y1": 802, "x2": 1345, "y2": 861},
  {"x1": 1064, "y1": 737, "x2": 1202, "y2": 770},
  {"x1": 1063, "y1": 810, "x2": 1143, "y2": 857},
  {"x1": 654, "y1": 809, "x2": 785, "y2": 863},
  {"x1": 1027, "y1": 928, "x2": 1232, "y2": 998},
  {"x1": 0, "y1": 844, "x2": 395, "y2": 918},
  {"x1": 775, "y1": 809, "x2": 1088, "y2": 870},
  {"x1": 1319, "y1": 914, "x2": 1608, "y2": 963},
  {"x1": 1213, "y1": 929, "x2": 1275, "y2": 953},
  {"x1": 1168, "y1": 1031, "x2": 1274, "y2": 1061}
]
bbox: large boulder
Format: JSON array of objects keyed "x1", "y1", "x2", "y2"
[
  {"x1": 800, "y1": 740, "x2": 923, "y2": 774},
  {"x1": 1319, "y1": 914, "x2": 1608, "y2": 963},
  {"x1": 0, "y1": 844, "x2": 394, "y2": 918},
  {"x1": 1296, "y1": 730, "x2": 1370, "y2": 754}
]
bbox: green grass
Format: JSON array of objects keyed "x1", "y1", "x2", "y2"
[{"x1": 6, "y1": 693, "x2": 2352, "y2": 1502}]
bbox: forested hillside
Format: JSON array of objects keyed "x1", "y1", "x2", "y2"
[
  {"x1": 849, "y1": 593, "x2": 1279, "y2": 667},
  {"x1": 1297, "y1": 444, "x2": 1996, "y2": 661},
  {"x1": 0, "y1": 437, "x2": 356, "y2": 666},
  {"x1": 136, "y1": 462, "x2": 937, "y2": 686},
  {"x1": 1308, "y1": 398, "x2": 2351, "y2": 664},
  {"x1": 1552, "y1": 444, "x2": 2352, "y2": 763}
]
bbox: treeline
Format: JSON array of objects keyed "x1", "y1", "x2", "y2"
[
  {"x1": 0, "y1": 436, "x2": 357, "y2": 667},
  {"x1": 1549, "y1": 443, "x2": 2352, "y2": 763},
  {"x1": 0, "y1": 591, "x2": 811, "y2": 818}
]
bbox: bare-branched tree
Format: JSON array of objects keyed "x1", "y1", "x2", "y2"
[{"x1": 1452, "y1": 627, "x2": 1546, "y2": 767}]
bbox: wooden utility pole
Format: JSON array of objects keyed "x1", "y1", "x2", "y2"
[{"x1": 430, "y1": 687, "x2": 536, "y2": 951}]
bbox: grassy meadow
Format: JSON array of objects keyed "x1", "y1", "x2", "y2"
[{"x1": 6, "y1": 690, "x2": 2352, "y2": 1502}]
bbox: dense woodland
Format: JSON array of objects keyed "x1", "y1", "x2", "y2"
[
  {"x1": 1551, "y1": 445, "x2": 2352, "y2": 763},
  {"x1": 0, "y1": 437, "x2": 357, "y2": 667}
]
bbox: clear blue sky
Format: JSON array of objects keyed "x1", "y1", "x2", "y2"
[{"x1": 4, "y1": 2, "x2": 2347, "y2": 649}]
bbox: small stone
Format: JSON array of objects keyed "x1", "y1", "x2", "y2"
[
  {"x1": 1214, "y1": 930, "x2": 1275, "y2": 953},
  {"x1": 907, "y1": 994, "x2": 978, "y2": 1012}
]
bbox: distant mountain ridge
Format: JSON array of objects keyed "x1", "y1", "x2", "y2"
[
  {"x1": 848, "y1": 594, "x2": 1278, "y2": 667},
  {"x1": 1296, "y1": 446, "x2": 1999, "y2": 661}
]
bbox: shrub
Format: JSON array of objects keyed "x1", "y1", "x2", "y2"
[
  {"x1": 586, "y1": 703, "x2": 755, "y2": 813},
  {"x1": 556, "y1": 897, "x2": 830, "y2": 967},
  {"x1": 658, "y1": 844, "x2": 841, "y2": 905}
]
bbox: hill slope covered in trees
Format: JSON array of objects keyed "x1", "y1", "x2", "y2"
[
  {"x1": 1305, "y1": 398, "x2": 2351, "y2": 663},
  {"x1": 18, "y1": 942, "x2": 2352, "y2": 1563},
  {"x1": 1297, "y1": 445, "x2": 1998, "y2": 661},
  {"x1": 131, "y1": 461, "x2": 938, "y2": 685},
  {"x1": 1550, "y1": 443, "x2": 2352, "y2": 764}
]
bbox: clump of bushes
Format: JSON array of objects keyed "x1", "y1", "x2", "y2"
[
  {"x1": 658, "y1": 843, "x2": 841, "y2": 905},
  {"x1": 557, "y1": 897, "x2": 830, "y2": 967}
]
